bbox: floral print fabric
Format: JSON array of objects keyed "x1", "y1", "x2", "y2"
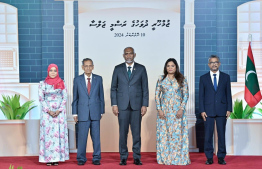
[
  {"x1": 38, "y1": 81, "x2": 69, "y2": 163},
  {"x1": 155, "y1": 75, "x2": 190, "y2": 165}
]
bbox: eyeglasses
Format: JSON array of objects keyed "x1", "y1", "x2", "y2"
[
  {"x1": 209, "y1": 61, "x2": 219, "y2": 65},
  {"x1": 83, "y1": 65, "x2": 93, "y2": 68}
]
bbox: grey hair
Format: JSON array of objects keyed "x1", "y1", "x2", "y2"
[
  {"x1": 82, "y1": 58, "x2": 93, "y2": 65},
  {"x1": 123, "y1": 47, "x2": 135, "y2": 53},
  {"x1": 208, "y1": 55, "x2": 220, "y2": 63}
]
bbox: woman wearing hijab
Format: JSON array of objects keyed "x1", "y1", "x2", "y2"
[
  {"x1": 38, "y1": 64, "x2": 69, "y2": 166},
  {"x1": 155, "y1": 58, "x2": 190, "y2": 165}
]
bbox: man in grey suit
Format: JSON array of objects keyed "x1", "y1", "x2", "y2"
[
  {"x1": 72, "y1": 58, "x2": 105, "y2": 166},
  {"x1": 111, "y1": 47, "x2": 149, "y2": 165}
]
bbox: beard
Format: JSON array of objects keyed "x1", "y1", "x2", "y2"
[
  {"x1": 211, "y1": 67, "x2": 218, "y2": 71},
  {"x1": 125, "y1": 59, "x2": 134, "y2": 64}
]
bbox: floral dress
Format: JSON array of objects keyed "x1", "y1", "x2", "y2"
[
  {"x1": 38, "y1": 81, "x2": 69, "y2": 163},
  {"x1": 155, "y1": 75, "x2": 190, "y2": 165}
]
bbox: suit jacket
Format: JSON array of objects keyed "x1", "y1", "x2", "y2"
[
  {"x1": 72, "y1": 73, "x2": 105, "y2": 121},
  {"x1": 199, "y1": 71, "x2": 232, "y2": 117},
  {"x1": 111, "y1": 62, "x2": 149, "y2": 111}
]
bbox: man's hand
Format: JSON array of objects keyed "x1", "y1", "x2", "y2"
[
  {"x1": 201, "y1": 112, "x2": 208, "y2": 121},
  {"x1": 112, "y1": 106, "x2": 119, "y2": 116},
  {"x1": 158, "y1": 110, "x2": 166, "y2": 120},
  {"x1": 226, "y1": 111, "x2": 231, "y2": 119},
  {"x1": 176, "y1": 109, "x2": 183, "y2": 119},
  {"x1": 73, "y1": 116, "x2": 78, "y2": 123},
  {"x1": 141, "y1": 106, "x2": 147, "y2": 117}
]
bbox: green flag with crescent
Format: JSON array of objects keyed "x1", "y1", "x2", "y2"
[{"x1": 244, "y1": 42, "x2": 262, "y2": 107}]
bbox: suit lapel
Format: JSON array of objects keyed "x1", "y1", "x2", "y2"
[
  {"x1": 122, "y1": 63, "x2": 129, "y2": 81},
  {"x1": 206, "y1": 73, "x2": 215, "y2": 92},
  {"x1": 80, "y1": 74, "x2": 89, "y2": 96},
  {"x1": 216, "y1": 72, "x2": 224, "y2": 92},
  {"x1": 129, "y1": 62, "x2": 137, "y2": 81},
  {"x1": 89, "y1": 74, "x2": 97, "y2": 97}
]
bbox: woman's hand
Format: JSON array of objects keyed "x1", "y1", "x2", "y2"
[
  {"x1": 158, "y1": 110, "x2": 166, "y2": 120},
  {"x1": 176, "y1": 109, "x2": 183, "y2": 119},
  {"x1": 48, "y1": 111, "x2": 55, "y2": 117},
  {"x1": 54, "y1": 110, "x2": 60, "y2": 117}
]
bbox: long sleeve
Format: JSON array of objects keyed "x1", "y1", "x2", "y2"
[
  {"x1": 110, "y1": 67, "x2": 118, "y2": 106},
  {"x1": 38, "y1": 81, "x2": 50, "y2": 113},
  {"x1": 226, "y1": 75, "x2": 233, "y2": 112},
  {"x1": 141, "y1": 66, "x2": 149, "y2": 107},
  {"x1": 179, "y1": 78, "x2": 189, "y2": 110},
  {"x1": 155, "y1": 76, "x2": 162, "y2": 110},
  {"x1": 199, "y1": 76, "x2": 205, "y2": 113},
  {"x1": 72, "y1": 77, "x2": 78, "y2": 115},
  {"x1": 99, "y1": 77, "x2": 105, "y2": 114},
  {"x1": 58, "y1": 81, "x2": 67, "y2": 112}
]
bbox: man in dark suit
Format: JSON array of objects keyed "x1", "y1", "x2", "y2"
[
  {"x1": 111, "y1": 47, "x2": 149, "y2": 165},
  {"x1": 72, "y1": 58, "x2": 105, "y2": 166},
  {"x1": 199, "y1": 55, "x2": 232, "y2": 165}
]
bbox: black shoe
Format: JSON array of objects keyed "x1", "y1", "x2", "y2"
[
  {"x1": 53, "y1": 162, "x2": 59, "y2": 166},
  {"x1": 218, "y1": 158, "x2": 226, "y2": 165},
  {"x1": 92, "y1": 160, "x2": 101, "y2": 165},
  {"x1": 78, "y1": 161, "x2": 85, "y2": 165},
  {"x1": 134, "y1": 159, "x2": 142, "y2": 165},
  {"x1": 119, "y1": 159, "x2": 127, "y2": 165},
  {"x1": 205, "y1": 158, "x2": 213, "y2": 165},
  {"x1": 46, "y1": 163, "x2": 52, "y2": 166}
]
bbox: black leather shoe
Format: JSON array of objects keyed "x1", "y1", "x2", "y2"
[
  {"x1": 218, "y1": 158, "x2": 226, "y2": 165},
  {"x1": 119, "y1": 159, "x2": 127, "y2": 165},
  {"x1": 92, "y1": 160, "x2": 101, "y2": 165},
  {"x1": 134, "y1": 159, "x2": 142, "y2": 165},
  {"x1": 78, "y1": 161, "x2": 85, "y2": 165},
  {"x1": 205, "y1": 159, "x2": 213, "y2": 165}
]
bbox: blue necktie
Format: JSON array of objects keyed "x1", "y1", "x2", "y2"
[
  {"x1": 213, "y1": 74, "x2": 217, "y2": 91},
  {"x1": 127, "y1": 66, "x2": 131, "y2": 79}
]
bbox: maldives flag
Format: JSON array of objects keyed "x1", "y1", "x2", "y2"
[{"x1": 244, "y1": 42, "x2": 262, "y2": 107}]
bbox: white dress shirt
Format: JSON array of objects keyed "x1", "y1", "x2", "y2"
[
  {"x1": 84, "y1": 73, "x2": 92, "y2": 86},
  {"x1": 126, "y1": 62, "x2": 134, "y2": 73},
  {"x1": 210, "y1": 70, "x2": 219, "y2": 86}
]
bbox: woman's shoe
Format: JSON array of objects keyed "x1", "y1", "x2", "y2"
[
  {"x1": 53, "y1": 162, "x2": 59, "y2": 166},
  {"x1": 46, "y1": 163, "x2": 52, "y2": 166}
]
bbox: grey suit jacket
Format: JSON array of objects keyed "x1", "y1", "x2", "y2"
[
  {"x1": 111, "y1": 62, "x2": 149, "y2": 111},
  {"x1": 72, "y1": 73, "x2": 105, "y2": 121}
]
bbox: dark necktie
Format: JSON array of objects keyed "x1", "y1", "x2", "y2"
[
  {"x1": 127, "y1": 66, "x2": 131, "y2": 79},
  {"x1": 213, "y1": 74, "x2": 217, "y2": 91},
  {"x1": 87, "y1": 78, "x2": 91, "y2": 95}
]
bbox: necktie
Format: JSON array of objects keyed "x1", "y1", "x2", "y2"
[
  {"x1": 87, "y1": 78, "x2": 91, "y2": 95},
  {"x1": 213, "y1": 74, "x2": 217, "y2": 91},
  {"x1": 127, "y1": 66, "x2": 131, "y2": 79}
]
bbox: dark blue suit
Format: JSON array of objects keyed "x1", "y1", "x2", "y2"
[
  {"x1": 111, "y1": 62, "x2": 149, "y2": 160},
  {"x1": 199, "y1": 71, "x2": 232, "y2": 159},
  {"x1": 72, "y1": 73, "x2": 105, "y2": 163}
]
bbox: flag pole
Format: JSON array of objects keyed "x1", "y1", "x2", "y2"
[{"x1": 248, "y1": 34, "x2": 252, "y2": 43}]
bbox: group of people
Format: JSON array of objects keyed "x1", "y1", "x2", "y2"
[{"x1": 38, "y1": 47, "x2": 232, "y2": 166}]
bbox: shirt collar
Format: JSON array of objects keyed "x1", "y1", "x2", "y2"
[
  {"x1": 84, "y1": 73, "x2": 92, "y2": 80},
  {"x1": 126, "y1": 62, "x2": 134, "y2": 69},
  {"x1": 210, "y1": 70, "x2": 220, "y2": 77}
]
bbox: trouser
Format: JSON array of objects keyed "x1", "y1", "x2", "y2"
[
  {"x1": 204, "y1": 116, "x2": 227, "y2": 159},
  {"x1": 118, "y1": 104, "x2": 142, "y2": 160}
]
